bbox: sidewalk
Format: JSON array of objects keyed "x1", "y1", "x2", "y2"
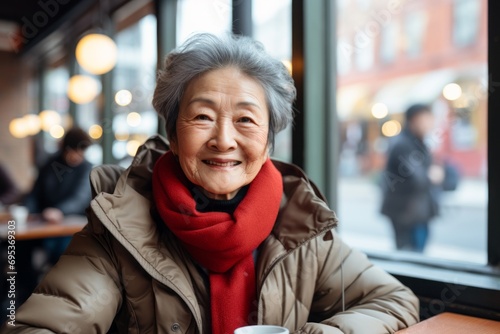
[
  {"x1": 440, "y1": 178, "x2": 487, "y2": 209},
  {"x1": 337, "y1": 177, "x2": 488, "y2": 264}
]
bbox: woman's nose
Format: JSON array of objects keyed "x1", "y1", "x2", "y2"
[{"x1": 209, "y1": 121, "x2": 237, "y2": 151}]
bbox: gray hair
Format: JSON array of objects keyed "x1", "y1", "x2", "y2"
[{"x1": 152, "y1": 33, "x2": 296, "y2": 149}]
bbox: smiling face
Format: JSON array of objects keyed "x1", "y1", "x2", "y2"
[{"x1": 170, "y1": 67, "x2": 270, "y2": 200}]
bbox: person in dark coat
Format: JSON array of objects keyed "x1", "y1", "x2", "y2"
[
  {"x1": 25, "y1": 127, "x2": 93, "y2": 220},
  {"x1": 25, "y1": 127, "x2": 93, "y2": 262},
  {"x1": 381, "y1": 104, "x2": 444, "y2": 252}
]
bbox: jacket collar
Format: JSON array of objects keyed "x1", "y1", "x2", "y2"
[
  {"x1": 88, "y1": 135, "x2": 338, "y2": 327},
  {"x1": 89, "y1": 136, "x2": 205, "y2": 332}
]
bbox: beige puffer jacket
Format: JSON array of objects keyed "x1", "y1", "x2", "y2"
[{"x1": 1, "y1": 136, "x2": 418, "y2": 334}]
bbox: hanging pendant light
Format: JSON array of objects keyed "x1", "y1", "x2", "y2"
[
  {"x1": 67, "y1": 75, "x2": 102, "y2": 104},
  {"x1": 75, "y1": 33, "x2": 117, "y2": 75}
]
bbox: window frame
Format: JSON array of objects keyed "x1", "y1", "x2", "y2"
[
  {"x1": 291, "y1": 0, "x2": 500, "y2": 320},
  {"x1": 487, "y1": 0, "x2": 500, "y2": 266}
]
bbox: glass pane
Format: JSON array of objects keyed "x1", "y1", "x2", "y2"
[
  {"x1": 74, "y1": 86, "x2": 102, "y2": 165},
  {"x1": 253, "y1": 0, "x2": 292, "y2": 162},
  {"x1": 112, "y1": 14, "x2": 158, "y2": 167},
  {"x1": 336, "y1": 0, "x2": 487, "y2": 263},
  {"x1": 176, "y1": 0, "x2": 232, "y2": 46},
  {"x1": 42, "y1": 66, "x2": 70, "y2": 154}
]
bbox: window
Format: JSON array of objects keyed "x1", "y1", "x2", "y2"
[
  {"x1": 337, "y1": 37, "x2": 353, "y2": 75},
  {"x1": 176, "y1": 0, "x2": 232, "y2": 45},
  {"x1": 404, "y1": 11, "x2": 427, "y2": 58},
  {"x1": 336, "y1": 0, "x2": 488, "y2": 264},
  {"x1": 453, "y1": 0, "x2": 481, "y2": 47},
  {"x1": 42, "y1": 66, "x2": 70, "y2": 154},
  {"x1": 112, "y1": 14, "x2": 158, "y2": 167},
  {"x1": 380, "y1": 22, "x2": 398, "y2": 64},
  {"x1": 253, "y1": 0, "x2": 292, "y2": 162},
  {"x1": 354, "y1": 30, "x2": 374, "y2": 71}
]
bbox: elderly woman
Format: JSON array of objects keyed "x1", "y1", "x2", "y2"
[{"x1": 2, "y1": 34, "x2": 418, "y2": 334}]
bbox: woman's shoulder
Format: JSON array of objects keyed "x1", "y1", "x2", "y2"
[
  {"x1": 270, "y1": 159, "x2": 338, "y2": 249},
  {"x1": 89, "y1": 164, "x2": 125, "y2": 196}
]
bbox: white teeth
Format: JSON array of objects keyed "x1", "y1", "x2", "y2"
[{"x1": 204, "y1": 160, "x2": 239, "y2": 167}]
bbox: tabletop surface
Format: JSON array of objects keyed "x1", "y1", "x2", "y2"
[
  {"x1": 396, "y1": 312, "x2": 500, "y2": 333},
  {"x1": 0, "y1": 215, "x2": 87, "y2": 240}
]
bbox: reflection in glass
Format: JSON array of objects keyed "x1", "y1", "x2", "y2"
[{"x1": 336, "y1": 0, "x2": 487, "y2": 263}]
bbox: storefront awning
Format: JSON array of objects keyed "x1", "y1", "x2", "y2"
[{"x1": 373, "y1": 69, "x2": 457, "y2": 114}]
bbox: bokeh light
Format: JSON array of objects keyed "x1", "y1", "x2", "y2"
[
  {"x1": 67, "y1": 75, "x2": 101, "y2": 104},
  {"x1": 126, "y1": 112, "x2": 142, "y2": 127},
  {"x1": 371, "y1": 103, "x2": 389, "y2": 119},
  {"x1": 443, "y1": 83, "x2": 462, "y2": 101},
  {"x1": 23, "y1": 114, "x2": 41, "y2": 135},
  {"x1": 115, "y1": 132, "x2": 129, "y2": 141},
  {"x1": 88, "y1": 124, "x2": 103, "y2": 139},
  {"x1": 49, "y1": 125, "x2": 65, "y2": 139},
  {"x1": 115, "y1": 89, "x2": 133, "y2": 106},
  {"x1": 381, "y1": 120, "x2": 402, "y2": 137},
  {"x1": 39, "y1": 110, "x2": 61, "y2": 131},
  {"x1": 9, "y1": 118, "x2": 28, "y2": 138},
  {"x1": 75, "y1": 34, "x2": 117, "y2": 75}
]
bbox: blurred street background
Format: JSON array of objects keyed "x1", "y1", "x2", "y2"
[{"x1": 338, "y1": 177, "x2": 487, "y2": 264}]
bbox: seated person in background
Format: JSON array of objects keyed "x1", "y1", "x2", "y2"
[
  {"x1": 0, "y1": 163, "x2": 21, "y2": 206},
  {"x1": 2, "y1": 34, "x2": 418, "y2": 334},
  {"x1": 25, "y1": 127, "x2": 93, "y2": 221},
  {"x1": 24, "y1": 127, "x2": 93, "y2": 263}
]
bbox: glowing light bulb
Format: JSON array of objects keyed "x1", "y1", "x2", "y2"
[
  {"x1": 127, "y1": 112, "x2": 142, "y2": 127},
  {"x1": 88, "y1": 124, "x2": 103, "y2": 139},
  {"x1": 9, "y1": 118, "x2": 28, "y2": 138},
  {"x1": 67, "y1": 75, "x2": 101, "y2": 104},
  {"x1": 76, "y1": 33, "x2": 117, "y2": 75},
  {"x1": 115, "y1": 89, "x2": 133, "y2": 106},
  {"x1": 381, "y1": 120, "x2": 402, "y2": 137},
  {"x1": 443, "y1": 83, "x2": 462, "y2": 101},
  {"x1": 39, "y1": 110, "x2": 61, "y2": 131},
  {"x1": 371, "y1": 103, "x2": 389, "y2": 119},
  {"x1": 49, "y1": 125, "x2": 65, "y2": 139}
]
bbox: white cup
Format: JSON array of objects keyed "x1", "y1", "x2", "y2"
[
  {"x1": 234, "y1": 325, "x2": 289, "y2": 334},
  {"x1": 9, "y1": 205, "x2": 29, "y2": 227}
]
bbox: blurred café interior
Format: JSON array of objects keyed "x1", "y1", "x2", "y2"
[{"x1": 0, "y1": 0, "x2": 499, "y2": 329}]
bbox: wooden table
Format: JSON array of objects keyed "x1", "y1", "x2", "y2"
[
  {"x1": 397, "y1": 312, "x2": 500, "y2": 333},
  {"x1": 0, "y1": 215, "x2": 87, "y2": 240}
]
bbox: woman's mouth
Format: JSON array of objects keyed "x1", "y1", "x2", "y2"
[{"x1": 203, "y1": 160, "x2": 241, "y2": 167}]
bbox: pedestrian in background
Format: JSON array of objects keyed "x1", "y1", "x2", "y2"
[{"x1": 381, "y1": 104, "x2": 445, "y2": 252}]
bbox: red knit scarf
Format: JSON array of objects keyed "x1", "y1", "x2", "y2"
[{"x1": 152, "y1": 151, "x2": 283, "y2": 334}]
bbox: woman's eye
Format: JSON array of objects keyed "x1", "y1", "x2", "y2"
[
  {"x1": 195, "y1": 114, "x2": 211, "y2": 121},
  {"x1": 238, "y1": 117, "x2": 253, "y2": 123}
]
